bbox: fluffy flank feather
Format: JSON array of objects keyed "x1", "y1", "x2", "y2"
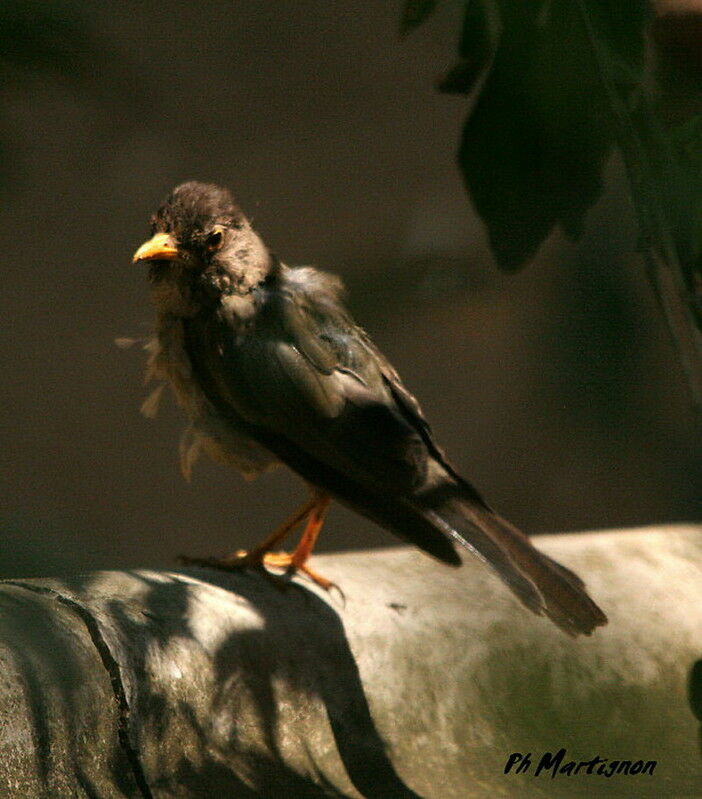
[
  {"x1": 179, "y1": 425, "x2": 203, "y2": 481},
  {"x1": 140, "y1": 383, "x2": 165, "y2": 418}
]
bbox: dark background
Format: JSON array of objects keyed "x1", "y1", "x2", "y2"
[{"x1": 0, "y1": 1, "x2": 699, "y2": 577}]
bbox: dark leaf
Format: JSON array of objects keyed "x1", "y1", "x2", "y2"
[
  {"x1": 455, "y1": 0, "x2": 647, "y2": 270},
  {"x1": 437, "y1": 57, "x2": 486, "y2": 95},
  {"x1": 660, "y1": 114, "x2": 702, "y2": 328},
  {"x1": 438, "y1": 0, "x2": 500, "y2": 96},
  {"x1": 400, "y1": 0, "x2": 439, "y2": 37}
]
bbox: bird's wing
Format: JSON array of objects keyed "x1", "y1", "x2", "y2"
[
  {"x1": 277, "y1": 270, "x2": 491, "y2": 509},
  {"x1": 184, "y1": 266, "x2": 607, "y2": 635},
  {"x1": 184, "y1": 266, "x2": 463, "y2": 564}
]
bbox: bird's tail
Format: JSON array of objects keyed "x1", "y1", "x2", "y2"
[{"x1": 413, "y1": 483, "x2": 608, "y2": 636}]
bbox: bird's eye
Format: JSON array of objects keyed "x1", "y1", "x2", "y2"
[{"x1": 205, "y1": 227, "x2": 225, "y2": 252}]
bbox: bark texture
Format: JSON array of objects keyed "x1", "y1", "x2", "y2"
[{"x1": 0, "y1": 524, "x2": 701, "y2": 798}]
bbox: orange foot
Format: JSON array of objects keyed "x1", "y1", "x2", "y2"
[
  {"x1": 179, "y1": 548, "x2": 335, "y2": 591},
  {"x1": 259, "y1": 550, "x2": 335, "y2": 591},
  {"x1": 179, "y1": 492, "x2": 336, "y2": 592}
]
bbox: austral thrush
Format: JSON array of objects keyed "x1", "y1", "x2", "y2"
[{"x1": 132, "y1": 181, "x2": 607, "y2": 636}]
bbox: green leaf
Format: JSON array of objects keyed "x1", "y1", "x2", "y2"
[
  {"x1": 666, "y1": 114, "x2": 702, "y2": 324},
  {"x1": 437, "y1": 0, "x2": 499, "y2": 96},
  {"x1": 454, "y1": 0, "x2": 647, "y2": 270},
  {"x1": 400, "y1": 0, "x2": 439, "y2": 37}
]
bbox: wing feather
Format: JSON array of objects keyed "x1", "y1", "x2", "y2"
[{"x1": 181, "y1": 265, "x2": 607, "y2": 633}]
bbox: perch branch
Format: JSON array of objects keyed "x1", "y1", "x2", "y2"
[{"x1": 0, "y1": 524, "x2": 700, "y2": 797}]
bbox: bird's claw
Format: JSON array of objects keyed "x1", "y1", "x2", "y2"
[
  {"x1": 177, "y1": 550, "x2": 343, "y2": 598},
  {"x1": 261, "y1": 551, "x2": 342, "y2": 597}
]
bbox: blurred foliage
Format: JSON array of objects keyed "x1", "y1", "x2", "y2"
[
  {"x1": 400, "y1": 0, "x2": 440, "y2": 36},
  {"x1": 0, "y1": 1, "x2": 92, "y2": 185},
  {"x1": 0, "y1": 0, "x2": 92, "y2": 76},
  {"x1": 0, "y1": 1, "x2": 137, "y2": 187},
  {"x1": 441, "y1": 2, "x2": 645, "y2": 271},
  {"x1": 665, "y1": 115, "x2": 702, "y2": 330},
  {"x1": 406, "y1": 0, "x2": 702, "y2": 402}
]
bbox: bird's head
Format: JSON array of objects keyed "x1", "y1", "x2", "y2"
[{"x1": 133, "y1": 181, "x2": 272, "y2": 315}]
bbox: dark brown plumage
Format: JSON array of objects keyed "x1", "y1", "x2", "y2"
[{"x1": 132, "y1": 181, "x2": 607, "y2": 636}]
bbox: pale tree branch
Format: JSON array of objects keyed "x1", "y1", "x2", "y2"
[{"x1": 0, "y1": 524, "x2": 700, "y2": 797}]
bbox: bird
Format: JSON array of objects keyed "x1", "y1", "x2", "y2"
[{"x1": 131, "y1": 180, "x2": 607, "y2": 636}]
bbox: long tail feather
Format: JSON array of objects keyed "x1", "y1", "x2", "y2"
[{"x1": 418, "y1": 489, "x2": 607, "y2": 636}]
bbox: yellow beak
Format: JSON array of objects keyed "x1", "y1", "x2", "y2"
[{"x1": 132, "y1": 232, "x2": 179, "y2": 263}]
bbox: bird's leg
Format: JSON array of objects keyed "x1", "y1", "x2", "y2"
[
  {"x1": 239, "y1": 494, "x2": 319, "y2": 565},
  {"x1": 292, "y1": 494, "x2": 331, "y2": 569},
  {"x1": 179, "y1": 490, "x2": 336, "y2": 591},
  {"x1": 178, "y1": 494, "x2": 316, "y2": 570},
  {"x1": 262, "y1": 493, "x2": 335, "y2": 590}
]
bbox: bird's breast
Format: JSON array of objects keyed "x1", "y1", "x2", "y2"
[
  {"x1": 148, "y1": 315, "x2": 203, "y2": 418},
  {"x1": 146, "y1": 313, "x2": 277, "y2": 478}
]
